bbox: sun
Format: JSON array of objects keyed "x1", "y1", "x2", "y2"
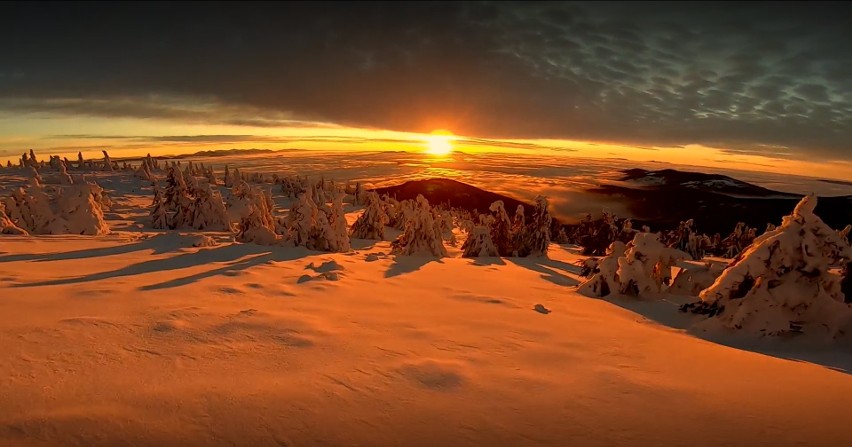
[{"x1": 424, "y1": 129, "x2": 455, "y2": 155}]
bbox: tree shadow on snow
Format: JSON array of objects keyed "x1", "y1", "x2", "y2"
[
  {"x1": 11, "y1": 243, "x2": 310, "y2": 290},
  {"x1": 0, "y1": 232, "x2": 208, "y2": 263},
  {"x1": 602, "y1": 294, "x2": 852, "y2": 376},
  {"x1": 384, "y1": 255, "x2": 444, "y2": 278},
  {"x1": 506, "y1": 257, "x2": 580, "y2": 287}
]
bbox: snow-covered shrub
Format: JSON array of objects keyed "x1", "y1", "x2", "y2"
[
  {"x1": 577, "y1": 233, "x2": 688, "y2": 298},
  {"x1": 685, "y1": 195, "x2": 852, "y2": 337},
  {"x1": 577, "y1": 241, "x2": 627, "y2": 297},
  {"x1": 617, "y1": 233, "x2": 689, "y2": 296},
  {"x1": 350, "y1": 191, "x2": 387, "y2": 240},
  {"x1": 391, "y1": 194, "x2": 446, "y2": 257},
  {"x1": 0, "y1": 183, "x2": 110, "y2": 235}
]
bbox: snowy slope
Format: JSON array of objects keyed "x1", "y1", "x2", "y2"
[{"x1": 1, "y1": 165, "x2": 851, "y2": 447}]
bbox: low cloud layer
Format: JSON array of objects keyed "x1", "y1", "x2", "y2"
[{"x1": 1, "y1": 3, "x2": 849, "y2": 160}]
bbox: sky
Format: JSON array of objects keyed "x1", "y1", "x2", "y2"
[{"x1": 0, "y1": 2, "x2": 850, "y2": 179}]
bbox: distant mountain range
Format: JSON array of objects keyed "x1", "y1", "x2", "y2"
[{"x1": 375, "y1": 169, "x2": 851, "y2": 235}]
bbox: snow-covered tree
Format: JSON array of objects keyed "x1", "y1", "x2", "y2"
[
  {"x1": 54, "y1": 183, "x2": 111, "y2": 235},
  {"x1": 327, "y1": 192, "x2": 351, "y2": 252},
  {"x1": 102, "y1": 150, "x2": 113, "y2": 171},
  {"x1": 668, "y1": 262, "x2": 725, "y2": 296},
  {"x1": 229, "y1": 181, "x2": 279, "y2": 245},
  {"x1": 461, "y1": 216, "x2": 499, "y2": 257},
  {"x1": 511, "y1": 205, "x2": 527, "y2": 256},
  {"x1": 686, "y1": 195, "x2": 852, "y2": 336},
  {"x1": 577, "y1": 241, "x2": 627, "y2": 297},
  {"x1": 489, "y1": 201, "x2": 514, "y2": 256},
  {"x1": 283, "y1": 192, "x2": 318, "y2": 247},
  {"x1": 350, "y1": 191, "x2": 387, "y2": 240},
  {"x1": 150, "y1": 186, "x2": 170, "y2": 230},
  {"x1": 57, "y1": 160, "x2": 73, "y2": 185},
  {"x1": 0, "y1": 202, "x2": 28, "y2": 234},
  {"x1": 1, "y1": 183, "x2": 109, "y2": 235},
  {"x1": 224, "y1": 165, "x2": 234, "y2": 188},
  {"x1": 192, "y1": 182, "x2": 233, "y2": 231},
  {"x1": 526, "y1": 195, "x2": 552, "y2": 257},
  {"x1": 578, "y1": 233, "x2": 688, "y2": 298},
  {"x1": 391, "y1": 194, "x2": 446, "y2": 257}
]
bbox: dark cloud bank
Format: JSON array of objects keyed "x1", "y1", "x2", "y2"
[{"x1": 1, "y1": 2, "x2": 850, "y2": 160}]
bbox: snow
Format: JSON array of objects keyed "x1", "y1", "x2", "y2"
[{"x1": 1, "y1": 162, "x2": 851, "y2": 447}]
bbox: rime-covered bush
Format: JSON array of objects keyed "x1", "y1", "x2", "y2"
[
  {"x1": 685, "y1": 195, "x2": 852, "y2": 337},
  {"x1": 391, "y1": 194, "x2": 446, "y2": 257}
]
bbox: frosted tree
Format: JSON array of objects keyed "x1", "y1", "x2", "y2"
[
  {"x1": 577, "y1": 233, "x2": 687, "y2": 298},
  {"x1": 526, "y1": 195, "x2": 552, "y2": 257},
  {"x1": 326, "y1": 192, "x2": 351, "y2": 252},
  {"x1": 205, "y1": 166, "x2": 218, "y2": 185},
  {"x1": 77, "y1": 152, "x2": 85, "y2": 169},
  {"x1": 511, "y1": 205, "x2": 527, "y2": 257},
  {"x1": 391, "y1": 194, "x2": 446, "y2": 257},
  {"x1": 488, "y1": 201, "x2": 513, "y2": 256},
  {"x1": 134, "y1": 159, "x2": 153, "y2": 181},
  {"x1": 462, "y1": 216, "x2": 499, "y2": 257},
  {"x1": 54, "y1": 183, "x2": 111, "y2": 235},
  {"x1": 162, "y1": 166, "x2": 192, "y2": 229},
  {"x1": 668, "y1": 262, "x2": 725, "y2": 296},
  {"x1": 230, "y1": 181, "x2": 279, "y2": 245},
  {"x1": 283, "y1": 192, "x2": 318, "y2": 247},
  {"x1": 102, "y1": 150, "x2": 114, "y2": 171},
  {"x1": 686, "y1": 195, "x2": 852, "y2": 336},
  {"x1": 224, "y1": 165, "x2": 234, "y2": 188},
  {"x1": 350, "y1": 191, "x2": 388, "y2": 240},
  {"x1": 150, "y1": 186, "x2": 170, "y2": 230},
  {"x1": 28, "y1": 166, "x2": 42, "y2": 186},
  {"x1": 0, "y1": 202, "x2": 28, "y2": 234},
  {"x1": 616, "y1": 233, "x2": 689, "y2": 296},
  {"x1": 57, "y1": 160, "x2": 73, "y2": 185},
  {"x1": 192, "y1": 182, "x2": 233, "y2": 231},
  {"x1": 577, "y1": 241, "x2": 627, "y2": 297},
  {"x1": 1, "y1": 183, "x2": 109, "y2": 235}
]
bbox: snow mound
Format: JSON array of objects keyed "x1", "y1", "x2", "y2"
[{"x1": 688, "y1": 195, "x2": 852, "y2": 337}]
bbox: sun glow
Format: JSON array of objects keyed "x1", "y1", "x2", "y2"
[{"x1": 424, "y1": 129, "x2": 455, "y2": 155}]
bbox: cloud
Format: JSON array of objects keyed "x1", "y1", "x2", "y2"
[{"x1": 0, "y1": 3, "x2": 850, "y2": 161}]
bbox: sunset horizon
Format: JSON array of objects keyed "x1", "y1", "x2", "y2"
[{"x1": 1, "y1": 2, "x2": 851, "y2": 447}]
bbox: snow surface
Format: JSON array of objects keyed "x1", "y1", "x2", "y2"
[{"x1": 1, "y1": 163, "x2": 851, "y2": 447}]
